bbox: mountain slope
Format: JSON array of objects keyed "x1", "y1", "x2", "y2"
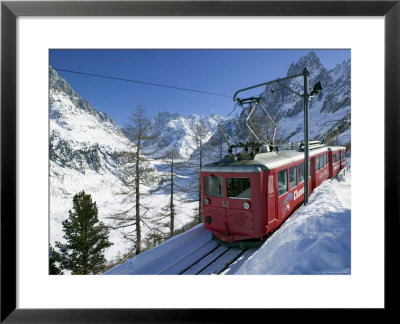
[
  {"x1": 49, "y1": 68, "x2": 140, "y2": 260},
  {"x1": 49, "y1": 69, "x2": 215, "y2": 263}
]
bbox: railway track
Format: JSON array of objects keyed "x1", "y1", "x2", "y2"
[
  {"x1": 155, "y1": 239, "x2": 249, "y2": 275},
  {"x1": 178, "y1": 244, "x2": 248, "y2": 275}
]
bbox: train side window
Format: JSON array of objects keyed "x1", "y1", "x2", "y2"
[
  {"x1": 289, "y1": 166, "x2": 297, "y2": 189},
  {"x1": 204, "y1": 176, "x2": 223, "y2": 197},
  {"x1": 227, "y1": 178, "x2": 251, "y2": 199},
  {"x1": 316, "y1": 156, "x2": 320, "y2": 171},
  {"x1": 278, "y1": 169, "x2": 288, "y2": 196},
  {"x1": 325, "y1": 154, "x2": 328, "y2": 166},
  {"x1": 298, "y1": 163, "x2": 304, "y2": 184},
  {"x1": 320, "y1": 155, "x2": 324, "y2": 169}
]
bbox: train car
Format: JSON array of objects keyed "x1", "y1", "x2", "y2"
[
  {"x1": 328, "y1": 146, "x2": 346, "y2": 178},
  {"x1": 201, "y1": 142, "x2": 346, "y2": 246}
]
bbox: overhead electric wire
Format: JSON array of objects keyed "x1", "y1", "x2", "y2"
[{"x1": 50, "y1": 67, "x2": 232, "y2": 99}]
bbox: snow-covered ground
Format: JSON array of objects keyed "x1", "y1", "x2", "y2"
[{"x1": 106, "y1": 164, "x2": 351, "y2": 275}]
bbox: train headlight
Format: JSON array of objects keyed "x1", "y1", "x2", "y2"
[
  {"x1": 203, "y1": 198, "x2": 210, "y2": 205},
  {"x1": 243, "y1": 202, "x2": 250, "y2": 210}
]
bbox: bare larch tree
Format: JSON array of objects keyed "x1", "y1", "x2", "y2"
[{"x1": 108, "y1": 103, "x2": 158, "y2": 255}]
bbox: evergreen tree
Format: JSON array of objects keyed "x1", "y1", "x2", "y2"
[
  {"x1": 49, "y1": 244, "x2": 63, "y2": 275},
  {"x1": 55, "y1": 191, "x2": 113, "y2": 274}
]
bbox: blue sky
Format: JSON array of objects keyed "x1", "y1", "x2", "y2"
[{"x1": 50, "y1": 49, "x2": 350, "y2": 126}]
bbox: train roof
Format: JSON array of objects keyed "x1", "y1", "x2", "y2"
[
  {"x1": 328, "y1": 146, "x2": 346, "y2": 152},
  {"x1": 202, "y1": 145, "x2": 345, "y2": 173}
]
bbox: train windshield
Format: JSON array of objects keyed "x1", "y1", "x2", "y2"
[
  {"x1": 227, "y1": 178, "x2": 251, "y2": 199},
  {"x1": 204, "y1": 176, "x2": 224, "y2": 197}
]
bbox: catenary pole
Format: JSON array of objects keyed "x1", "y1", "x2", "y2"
[
  {"x1": 303, "y1": 67, "x2": 310, "y2": 205},
  {"x1": 233, "y1": 66, "x2": 318, "y2": 206}
]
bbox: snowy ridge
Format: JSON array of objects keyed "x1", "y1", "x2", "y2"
[{"x1": 143, "y1": 111, "x2": 221, "y2": 160}]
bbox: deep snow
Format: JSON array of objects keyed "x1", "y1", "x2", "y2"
[{"x1": 106, "y1": 164, "x2": 351, "y2": 275}]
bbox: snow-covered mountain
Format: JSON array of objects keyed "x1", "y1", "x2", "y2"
[
  {"x1": 273, "y1": 52, "x2": 351, "y2": 144},
  {"x1": 215, "y1": 51, "x2": 351, "y2": 149},
  {"x1": 49, "y1": 69, "x2": 216, "y2": 263},
  {"x1": 49, "y1": 68, "x2": 141, "y2": 260},
  {"x1": 143, "y1": 111, "x2": 221, "y2": 160},
  {"x1": 49, "y1": 68, "x2": 132, "y2": 177}
]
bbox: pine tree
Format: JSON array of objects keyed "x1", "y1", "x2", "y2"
[
  {"x1": 49, "y1": 244, "x2": 63, "y2": 275},
  {"x1": 55, "y1": 191, "x2": 113, "y2": 274}
]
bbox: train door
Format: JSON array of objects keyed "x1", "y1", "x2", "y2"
[
  {"x1": 328, "y1": 151, "x2": 333, "y2": 178},
  {"x1": 225, "y1": 173, "x2": 259, "y2": 237},
  {"x1": 340, "y1": 150, "x2": 346, "y2": 169},
  {"x1": 310, "y1": 156, "x2": 316, "y2": 192},
  {"x1": 266, "y1": 172, "x2": 277, "y2": 231},
  {"x1": 277, "y1": 168, "x2": 291, "y2": 223}
]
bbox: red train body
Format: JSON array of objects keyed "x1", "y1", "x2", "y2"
[{"x1": 201, "y1": 143, "x2": 346, "y2": 244}]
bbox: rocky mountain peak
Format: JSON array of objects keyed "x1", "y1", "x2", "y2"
[
  {"x1": 49, "y1": 67, "x2": 116, "y2": 126},
  {"x1": 286, "y1": 51, "x2": 331, "y2": 86}
]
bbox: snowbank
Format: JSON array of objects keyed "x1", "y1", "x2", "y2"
[
  {"x1": 226, "y1": 167, "x2": 351, "y2": 275},
  {"x1": 105, "y1": 224, "x2": 211, "y2": 274}
]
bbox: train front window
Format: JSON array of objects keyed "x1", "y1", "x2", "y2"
[
  {"x1": 204, "y1": 176, "x2": 223, "y2": 197},
  {"x1": 227, "y1": 178, "x2": 251, "y2": 199}
]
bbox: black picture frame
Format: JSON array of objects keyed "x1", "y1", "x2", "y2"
[{"x1": 1, "y1": 0, "x2": 398, "y2": 322}]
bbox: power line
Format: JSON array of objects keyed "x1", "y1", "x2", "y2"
[{"x1": 50, "y1": 67, "x2": 232, "y2": 99}]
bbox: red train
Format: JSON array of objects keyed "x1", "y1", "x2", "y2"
[{"x1": 201, "y1": 141, "x2": 346, "y2": 247}]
